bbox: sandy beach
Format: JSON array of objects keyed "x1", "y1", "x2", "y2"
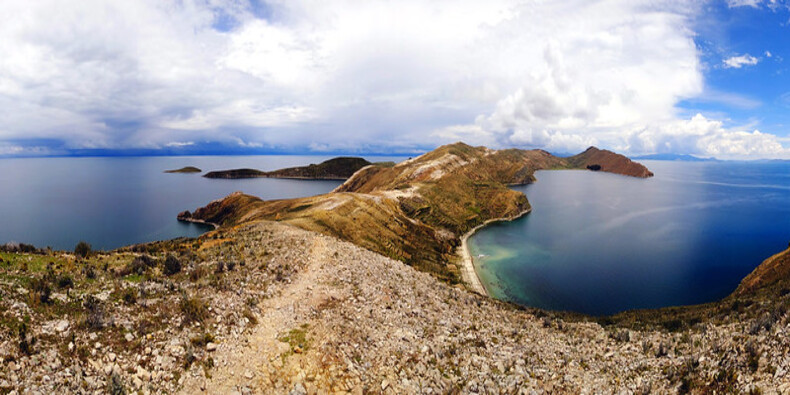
[{"x1": 457, "y1": 207, "x2": 532, "y2": 296}]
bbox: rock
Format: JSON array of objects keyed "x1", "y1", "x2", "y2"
[
  {"x1": 54, "y1": 320, "x2": 69, "y2": 333},
  {"x1": 104, "y1": 364, "x2": 113, "y2": 376},
  {"x1": 136, "y1": 366, "x2": 151, "y2": 381},
  {"x1": 68, "y1": 342, "x2": 74, "y2": 352},
  {"x1": 125, "y1": 333, "x2": 134, "y2": 342},
  {"x1": 206, "y1": 342, "x2": 217, "y2": 352},
  {"x1": 290, "y1": 382, "x2": 307, "y2": 395},
  {"x1": 244, "y1": 370, "x2": 254, "y2": 379}
]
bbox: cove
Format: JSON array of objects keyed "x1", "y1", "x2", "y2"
[{"x1": 468, "y1": 160, "x2": 790, "y2": 316}]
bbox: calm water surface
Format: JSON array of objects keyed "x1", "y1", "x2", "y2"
[
  {"x1": 0, "y1": 155, "x2": 405, "y2": 251},
  {"x1": 469, "y1": 161, "x2": 790, "y2": 315}
]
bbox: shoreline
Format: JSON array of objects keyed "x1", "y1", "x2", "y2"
[
  {"x1": 457, "y1": 207, "x2": 532, "y2": 296},
  {"x1": 178, "y1": 217, "x2": 219, "y2": 230}
]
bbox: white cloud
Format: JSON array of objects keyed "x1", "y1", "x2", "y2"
[
  {"x1": 627, "y1": 114, "x2": 790, "y2": 159},
  {"x1": 766, "y1": 50, "x2": 773, "y2": 57},
  {"x1": 723, "y1": 54, "x2": 760, "y2": 68},
  {"x1": 164, "y1": 141, "x2": 194, "y2": 148},
  {"x1": 727, "y1": 0, "x2": 763, "y2": 7},
  {"x1": 0, "y1": 0, "x2": 787, "y2": 158},
  {"x1": 727, "y1": 0, "x2": 787, "y2": 9}
]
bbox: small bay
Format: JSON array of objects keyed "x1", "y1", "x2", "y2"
[{"x1": 469, "y1": 160, "x2": 790, "y2": 316}]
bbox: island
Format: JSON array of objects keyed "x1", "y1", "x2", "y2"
[
  {"x1": 164, "y1": 166, "x2": 202, "y2": 173},
  {"x1": 203, "y1": 157, "x2": 373, "y2": 180}
]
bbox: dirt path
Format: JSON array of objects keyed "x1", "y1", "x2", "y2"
[{"x1": 179, "y1": 235, "x2": 333, "y2": 394}]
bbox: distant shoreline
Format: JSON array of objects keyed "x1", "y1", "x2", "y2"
[
  {"x1": 458, "y1": 207, "x2": 532, "y2": 296},
  {"x1": 178, "y1": 217, "x2": 219, "y2": 230}
]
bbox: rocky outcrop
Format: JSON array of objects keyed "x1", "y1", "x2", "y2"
[{"x1": 203, "y1": 157, "x2": 372, "y2": 180}]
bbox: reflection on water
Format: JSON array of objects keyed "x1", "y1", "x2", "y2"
[{"x1": 469, "y1": 161, "x2": 790, "y2": 315}]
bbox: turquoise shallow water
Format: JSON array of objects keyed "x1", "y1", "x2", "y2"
[
  {"x1": 468, "y1": 161, "x2": 790, "y2": 316},
  {"x1": 0, "y1": 155, "x2": 405, "y2": 251}
]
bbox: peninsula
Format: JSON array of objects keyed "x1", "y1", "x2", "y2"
[
  {"x1": 182, "y1": 142, "x2": 652, "y2": 284},
  {"x1": 203, "y1": 157, "x2": 372, "y2": 180}
]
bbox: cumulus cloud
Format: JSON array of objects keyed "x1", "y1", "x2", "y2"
[
  {"x1": 626, "y1": 114, "x2": 789, "y2": 159},
  {"x1": 723, "y1": 54, "x2": 760, "y2": 68},
  {"x1": 0, "y1": 0, "x2": 787, "y2": 158}
]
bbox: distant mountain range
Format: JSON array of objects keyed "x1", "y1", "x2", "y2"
[{"x1": 631, "y1": 153, "x2": 718, "y2": 162}]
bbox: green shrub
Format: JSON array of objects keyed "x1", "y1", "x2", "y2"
[
  {"x1": 123, "y1": 255, "x2": 155, "y2": 276},
  {"x1": 29, "y1": 277, "x2": 52, "y2": 305},
  {"x1": 180, "y1": 293, "x2": 208, "y2": 324},
  {"x1": 57, "y1": 274, "x2": 74, "y2": 289},
  {"x1": 164, "y1": 255, "x2": 182, "y2": 276},
  {"x1": 121, "y1": 288, "x2": 138, "y2": 305},
  {"x1": 190, "y1": 332, "x2": 215, "y2": 347},
  {"x1": 107, "y1": 372, "x2": 126, "y2": 395},
  {"x1": 83, "y1": 295, "x2": 106, "y2": 330},
  {"x1": 75, "y1": 241, "x2": 92, "y2": 258}
]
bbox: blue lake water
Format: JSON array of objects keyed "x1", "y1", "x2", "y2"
[
  {"x1": 469, "y1": 160, "x2": 790, "y2": 316},
  {"x1": 0, "y1": 155, "x2": 405, "y2": 251}
]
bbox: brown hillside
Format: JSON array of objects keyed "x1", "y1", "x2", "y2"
[
  {"x1": 736, "y1": 247, "x2": 790, "y2": 295},
  {"x1": 567, "y1": 146, "x2": 654, "y2": 178}
]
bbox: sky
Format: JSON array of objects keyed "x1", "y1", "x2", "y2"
[{"x1": 0, "y1": 0, "x2": 789, "y2": 159}]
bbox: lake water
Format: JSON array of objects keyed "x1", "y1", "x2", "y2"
[
  {"x1": 469, "y1": 160, "x2": 790, "y2": 316},
  {"x1": 0, "y1": 155, "x2": 404, "y2": 251}
]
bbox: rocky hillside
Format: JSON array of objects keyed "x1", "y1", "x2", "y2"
[
  {"x1": 203, "y1": 157, "x2": 373, "y2": 180},
  {"x1": 182, "y1": 142, "x2": 651, "y2": 283},
  {"x1": 3, "y1": 222, "x2": 788, "y2": 393},
  {"x1": 566, "y1": 147, "x2": 654, "y2": 178},
  {"x1": 736, "y1": 247, "x2": 790, "y2": 295}
]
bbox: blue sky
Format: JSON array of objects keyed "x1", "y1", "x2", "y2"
[
  {"x1": 0, "y1": 0, "x2": 789, "y2": 159},
  {"x1": 682, "y1": 1, "x2": 790, "y2": 138}
]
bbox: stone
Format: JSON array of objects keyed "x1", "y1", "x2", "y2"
[
  {"x1": 206, "y1": 342, "x2": 217, "y2": 352},
  {"x1": 54, "y1": 320, "x2": 69, "y2": 333},
  {"x1": 289, "y1": 382, "x2": 307, "y2": 395},
  {"x1": 125, "y1": 333, "x2": 134, "y2": 342}
]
